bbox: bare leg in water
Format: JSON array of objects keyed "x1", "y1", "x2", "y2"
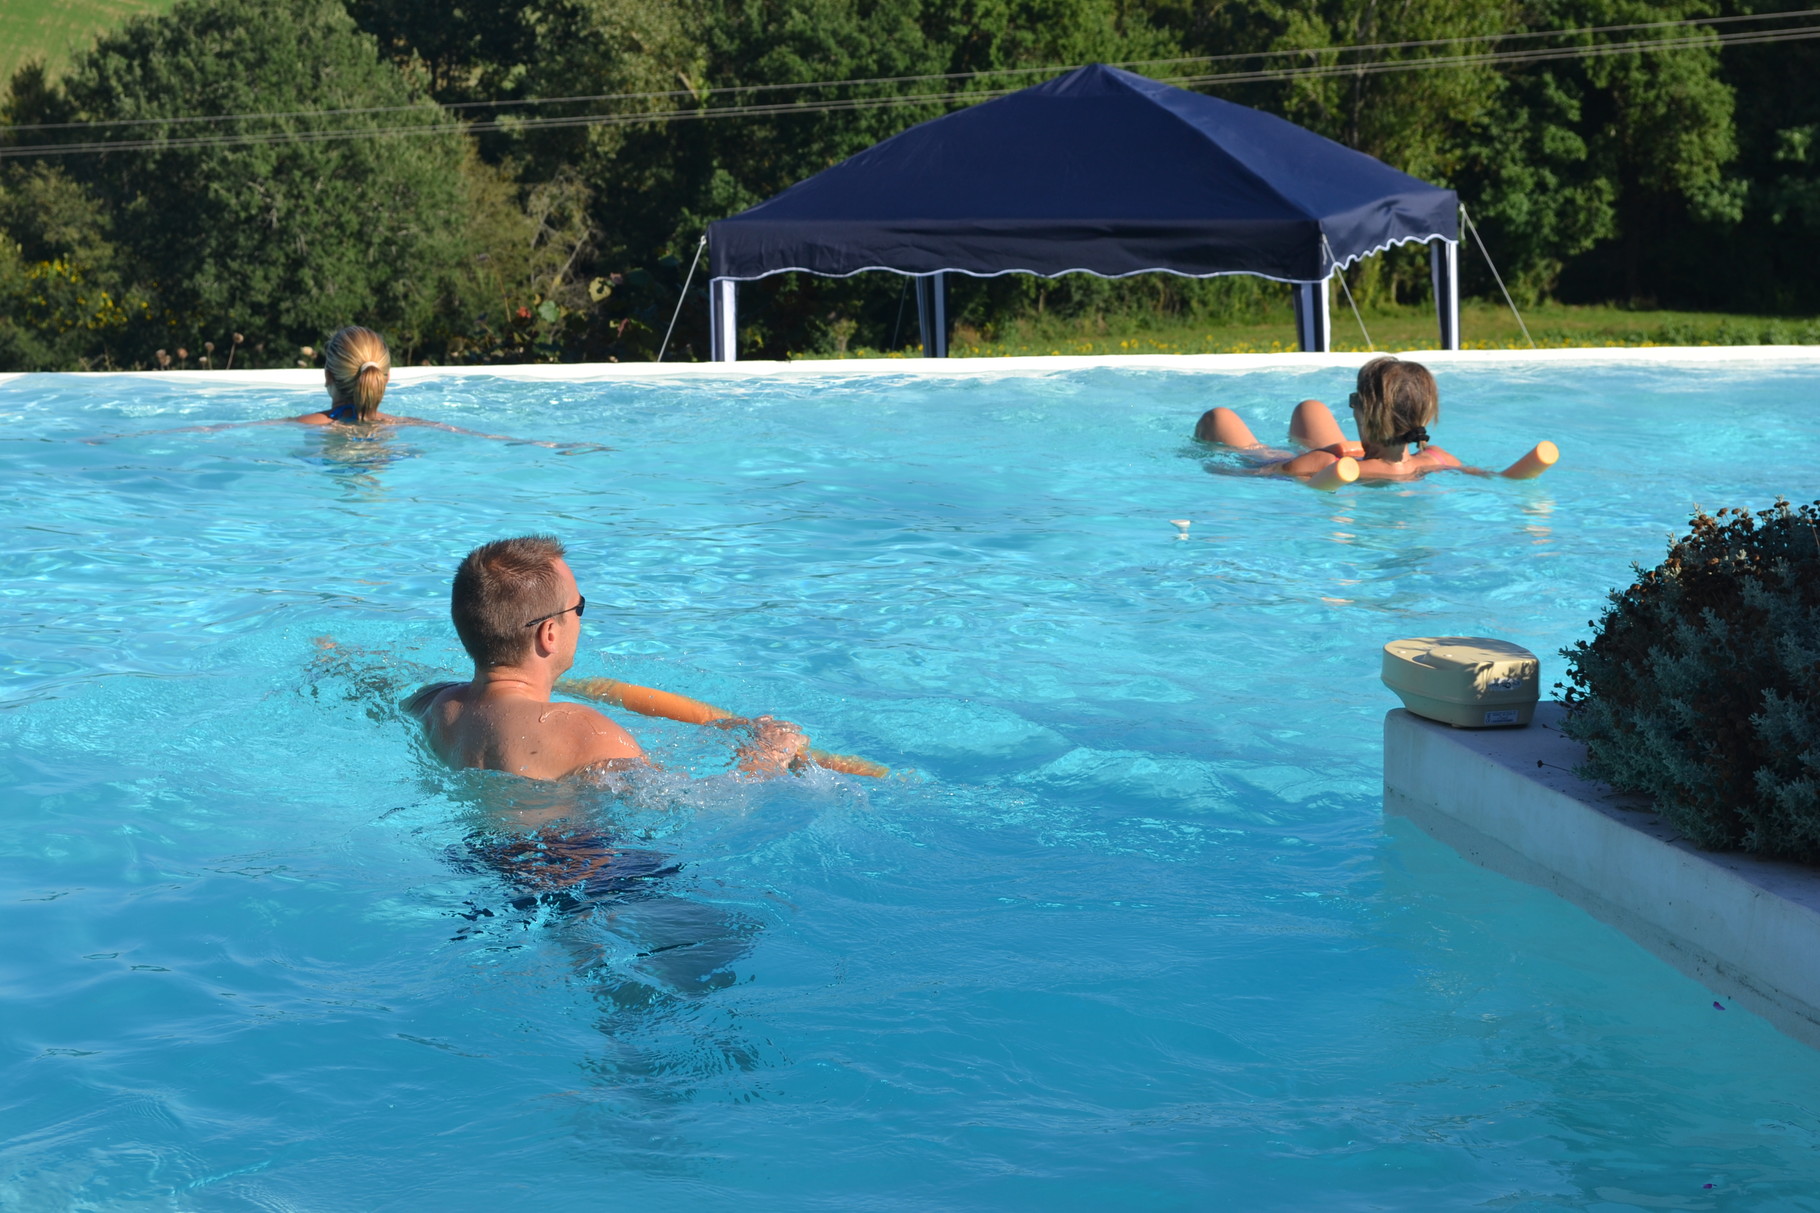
[
  {"x1": 1193, "y1": 406, "x2": 1267, "y2": 447},
  {"x1": 1194, "y1": 399, "x2": 1361, "y2": 455},
  {"x1": 1285, "y1": 399, "x2": 1363, "y2": 455},
  {"x1": 1192, "y1": 402, "x2": 1361, "y2": 491}
]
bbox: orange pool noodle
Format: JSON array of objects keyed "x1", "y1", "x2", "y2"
[
  {"x1": 566, "y1": 677, "x2": 731, "y2": 725},
  {"x1": 1500, "y1": 441, "x2": 1559, "y2": 480},
  {"x1": 1309, "y1": 455, "x2": 1360, "y2": 492}
]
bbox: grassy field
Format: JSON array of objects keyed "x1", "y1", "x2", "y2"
[
  {"x1": 0, "y1": 0, "x2": 177, "y2": 84},
  {"x1": 818, "y1": 300, "x2": 1820, "y2": 359}
]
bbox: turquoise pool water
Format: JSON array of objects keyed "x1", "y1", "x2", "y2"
[{"x1": 3, "y1": 362, "x2": 1819, "y2": 1211}]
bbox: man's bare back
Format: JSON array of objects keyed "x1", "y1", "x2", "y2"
[{"x1": 407, "y1": 680, "x2": 644, "y2": 781}]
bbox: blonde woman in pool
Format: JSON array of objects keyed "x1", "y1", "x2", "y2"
[
  {"x1": 119, "y1": 320, "x2": 596, "y2": 448},
  {"x1": 294, "y1": 326, "x2": 528, "y2": 440},
  {"x1": 1193, "y1": 355, "x2": 1556, "y2": 490},
  {"x1": 294, "y1": 325, "x2": 403, "y2": 425},
  {"x1": 96, "y1": 324, "x2": 600, "y2": 449}
]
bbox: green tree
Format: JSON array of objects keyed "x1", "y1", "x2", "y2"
[
  {"x1": 1454, "y1": 67, "x2": 1617, "y2": 303},
  {"x1": 1573, "y1": 0, "x2": 1738, "y2": 301},
  {"x1": 1453, "y1": 0, "x2": 1737, "y2": 304},
  {"x1": 1651, "y1": 2, "x2": 1820, "y2": 314},
  {"x1": 1161, "y1": 1, "x2": 1741, "y2": 309},
  {"x1": 348, "y1": 0, "x2": 710, "y2": 356},
  {"x1": 344, "y1": 0, "x2": 537, "y2": 101},
  {"x1": 0, "y1": 158, "x2": 150, "y2": 370},
  {"x1": 2, "y1": 0, "x2": 529, "y2": 367},
  {"x1": 1150, "y1": 1, "x2": 1509, "y2": 307}
]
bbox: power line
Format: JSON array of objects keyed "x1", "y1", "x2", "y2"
[
  {"x1": 5, "y1": 7, "x2": 1817, "y2": 136},
  {"x1": 1170, "y1": 23, "x2": 1820, "y2": 88},
  {"x1": 4, "y1": 21, "x2": 1814, "y2": 159}
]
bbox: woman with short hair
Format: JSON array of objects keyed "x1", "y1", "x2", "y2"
[{"x1": 1194, "y1": 355, "x2": 1555, "y2": 488}]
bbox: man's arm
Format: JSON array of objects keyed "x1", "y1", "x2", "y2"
[
  {"x1": 390, "y1": 416, "x2": 613, "y2": 453},
  {"x1": 84, "y1": 418, "x2": 292, "y2": 443},
  {"x1": 559, "y1": 676, "x2": 889, "y2": 777}
]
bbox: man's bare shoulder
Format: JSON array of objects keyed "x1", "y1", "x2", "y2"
[
  {"x1": 541, "y1": 700, "x2": 646, "y2": 769},
  {"x1": 403, "y1": 680, "x2": 465, "y2": 720}
]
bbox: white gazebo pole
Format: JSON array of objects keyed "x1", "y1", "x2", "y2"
[
  {"x1": 709, "y1": 278, "x2": 738, "y2": 362},
  {"x1": 915, "y1": 272, "x2": 948, "y2": 357},
  {"x1": 1429, "y1": 238, "x2": 1460, "y2": 350},
  {"x1": 1294, "y1": 278, "x2": 1331, "y2": 353},
  {"x1": 1316, "y1": 274, "x2": 1332, "y2": 352},
  {"x1": 933, "y1": 271, "x2": 946, "y2": 357}
]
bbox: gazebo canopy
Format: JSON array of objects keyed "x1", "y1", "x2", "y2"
[{"x1": 705, "y1": 64, "x2": 1461, "y2": 357}]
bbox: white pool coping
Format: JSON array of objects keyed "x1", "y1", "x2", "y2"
[
  {"x1": 4, "y1": 342, "x2": 1820, "y2": 391},
  {"x1": 1385, "y1": 702, "x2": 1820, "y2": 1050}
]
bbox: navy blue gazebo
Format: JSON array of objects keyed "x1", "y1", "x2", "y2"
[{"x1": 705, "y1": 63, "x2": 1460, "y2": 359}]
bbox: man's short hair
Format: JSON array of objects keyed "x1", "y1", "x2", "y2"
[{"x1": 451, "y1": 535, "x2": 568, "y2": 668}]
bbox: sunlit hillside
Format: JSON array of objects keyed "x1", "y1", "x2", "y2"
[{"x1": 0, "y1": 0, "x2": 178, "y2": 83}]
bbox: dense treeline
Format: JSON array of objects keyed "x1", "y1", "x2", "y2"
[{"x1": 1, "y1": 0, "x2": 1816, "y2": 368}]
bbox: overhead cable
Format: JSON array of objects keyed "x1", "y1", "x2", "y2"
[
  {"x1": 3, "y1": 21, "x2": 1815, "y2": 159},
  {"x1": 3, "y1": 6, "x2": 1814, "y2": 135}
]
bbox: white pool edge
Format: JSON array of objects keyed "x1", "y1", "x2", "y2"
[
  {"x1": 5, "y1": 343, "x2": 1820, "y2": 391},
  {"x1": 1384, "y1": 702, "x2": 1820, "y2": 1050}
]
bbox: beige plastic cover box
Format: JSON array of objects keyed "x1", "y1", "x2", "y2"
[{"x1": 1381, "y1": 636, "x2": 1540, "y2": 728}]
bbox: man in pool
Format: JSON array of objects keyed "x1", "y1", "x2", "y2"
[{"x1": 405, "y1": 535, "x2": 807, "y2": 781}]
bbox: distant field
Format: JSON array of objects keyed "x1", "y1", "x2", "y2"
[
  {"x1": 813, "y1": 301, "x2": 1820, "y2": 359},
  {"x1": 0, "y1": 0, "x2": 177, "y2": 84}
]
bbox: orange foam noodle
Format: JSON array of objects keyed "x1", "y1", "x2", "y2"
[
  {"x1": 1501, "y1": 441, "x2": 1559, "y2": 480},
  {"x1": 1309, "y1": 455, "x2": 1359, "y2": 492},
  {"x1": 563, "y1": 677, "x2": 731, "y2": 725}
]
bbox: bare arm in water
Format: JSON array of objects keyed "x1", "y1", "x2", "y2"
[
  {"x1": 558, "y1": 676, "x2": 889, "y2": 777},
  {"x1": 333, "y1": 413, "x2": 611, "y2": 451},
  {"x1": 90, "y1": 413, "x2": 608, "y2": 452}
]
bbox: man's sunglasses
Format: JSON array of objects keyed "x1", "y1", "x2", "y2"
[{"x1": 523, "y1": 596, "x2": 585, "y2": 628}]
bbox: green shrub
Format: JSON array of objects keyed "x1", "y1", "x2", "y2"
[{"x1": 1560, "y1": 500, "x2": 1820, "y2": 861}]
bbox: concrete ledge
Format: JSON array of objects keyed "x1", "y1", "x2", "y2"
[
  {"x1": 1385, "y1": 702, "x2": 1820, "y2": 1049},
  {"x1": 4, "y1": 342, "x2": 1820, "y2": 391}
]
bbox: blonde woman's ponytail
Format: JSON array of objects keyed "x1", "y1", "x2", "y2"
[{"x1": 324, "y1": 326, "x2": 391, "y2": 421}]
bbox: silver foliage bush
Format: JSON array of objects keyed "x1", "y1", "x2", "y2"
[{"x1": 1560, "y1": 500, "x2": 1820, "y2": 860}]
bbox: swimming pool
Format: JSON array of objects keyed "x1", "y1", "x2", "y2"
[{"x1": 4, "y1": 354, "x2": 1819, "y2": 1210}]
